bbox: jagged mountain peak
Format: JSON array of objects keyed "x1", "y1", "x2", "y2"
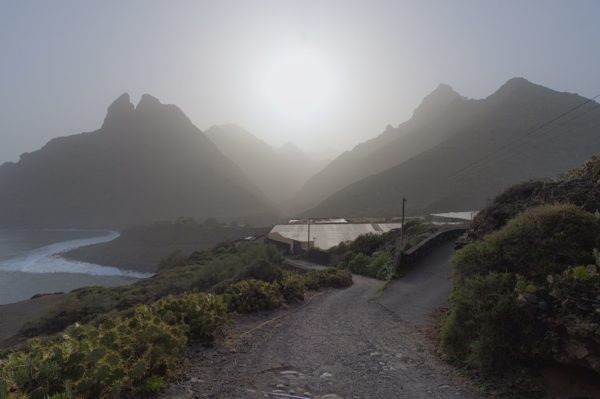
[
  {"x1": 0, "y1": 94, "x2": 271, "y2": 228},
  {"x1": 136, "y1": 93, "x2": 162, "y2": 110},
  {"x1": 411, "y1": 83, "x2": 464, "y2": 121},
  {"x1": 488, "y1": 77, "x2": 551, "y2": 102},
  {"x1": 102, "y1": 93, "x2": 134, "y2": 129}
]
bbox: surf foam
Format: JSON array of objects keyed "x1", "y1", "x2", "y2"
[{"x1": 0, "y1": 231, "x2": 152, "y2": 278}]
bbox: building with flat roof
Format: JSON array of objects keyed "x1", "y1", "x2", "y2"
[{"x1": 267, "y1": 222, "x2": 402, "y2": 252}]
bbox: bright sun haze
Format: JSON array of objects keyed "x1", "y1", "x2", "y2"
[{"x1": 259, "y1": 48, "x2": 336, "y2": 120}]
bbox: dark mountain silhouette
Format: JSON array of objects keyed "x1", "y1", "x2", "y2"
[
  {"x1": 0, "y1": 94, "x2": 271, "y2": 228},
  {"x1": 292, "y1": 83, "x2": 472, "y2": 210},
  {"x1": 206, "y1": 124, "x2": 329, "y2": 209},
  {"x1": 304, "y1": 78, "x2": 600, "y2": 217}
]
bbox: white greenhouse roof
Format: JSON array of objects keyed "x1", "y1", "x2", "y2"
[
  {"x1": 430, "y1": 211, "x2": 478, "y2": 221},
  {"x1": 269, "y1": 223, "x2": 402, "y2": 250}
]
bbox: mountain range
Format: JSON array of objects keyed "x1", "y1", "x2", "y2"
[
  {"x1": 0, "y1": 94, "x2": 272, "y2": 228},
  {"x1": 206, "y1": 124, "x2": 329, "y2": 209},
  {"x1": 2, "y1": 77, "x2": 598, "y2": 228},
  {"x1": 301, "y1": 78, "x2": 600, "y2": 217}
]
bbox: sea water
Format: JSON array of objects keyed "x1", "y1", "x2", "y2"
[{"x1": 0, "y1": 229, "x2": 148, "y2": 305}]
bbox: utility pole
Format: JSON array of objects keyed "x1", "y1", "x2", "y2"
[
  {"x1": 392, "y1": 197, "x2": 407, "y2": 273},
  {"x1": 399, "y1": 197, "x2": 407, "y2": 248},
  {"x1": 307, "y1": 218, "x2": 311, "y2": 250}
]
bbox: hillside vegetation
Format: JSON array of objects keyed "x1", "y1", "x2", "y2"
[{"x1": 441, "y1": 158, "x2": 600, "y2": 377}]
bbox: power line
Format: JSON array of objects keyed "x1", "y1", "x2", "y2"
[
  {"x1": 453, "y1": 103, "x2": 600, "y2": 180},
  {"x1": 448, "y1": 93, "x2": 600, "y2": 180}
]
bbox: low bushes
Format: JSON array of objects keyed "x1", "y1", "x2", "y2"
[
  {"x1": 344, "y1": 252, "x2": 393, "y2": 280},
  {"x1": 278, "y1": 271, "x2": 305, "y2": 302},
  {"x1": 225, "y1": 279, "x2": 284, "y2": 313},
  {"x1": 0, "y1": 292, "x2": 226, "y2": 399},
  {"x1": 224, "y1": 268, "x2": 352, "y2": 312},
  {"x1": 304, "y1": 268, "x2": 353, "y2": 290},
  {"x1": 150, "y1": 293, "x2": 228, "y2": 341}
]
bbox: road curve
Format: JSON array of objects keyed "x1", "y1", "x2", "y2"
[
  {"x1": 380, "y1": 238, "x2": 456, "y2": 324},
  {"x1": 162, "y1": 241, "x2": 481, "y2": 398}
]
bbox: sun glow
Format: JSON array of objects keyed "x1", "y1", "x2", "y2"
[{"x1": 259, "y1": 48, "x2": 336, "y2": 119}]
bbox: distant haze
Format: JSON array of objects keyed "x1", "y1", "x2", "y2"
[{"x1": 1, "y1": 0, "x2": 600, "y2": 164}]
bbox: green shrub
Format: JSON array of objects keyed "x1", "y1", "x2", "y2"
[
  {"x1": 346, "y1": 252, "x2": 370, "y2": 275},
  {"x1": 278, "y1": 272, "x2": 305, "y2": 302},
  {"x1": 454, "y1": 204, "x2": 600, "y2": 281},
  {"x1": 369, "y1": 252, "x2": 393, "y2": 280},
  {"x1": 441, "y1": 272, "x2": 530, "y2": 372},
  {"x1": 150, "y1": 293, "x2": 228, "y2": 341},
  {"x1": 304, "y1": 268, "x2": 353, "y2": 290},
  {"x1": 342, "y1": 251, "x2": 393, "y2": 280},
  {"x1": 225, "y1": 279, "x2": 284, "y2": 313}
]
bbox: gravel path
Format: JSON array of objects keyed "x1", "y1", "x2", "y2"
[{"x1": 162, "y1": 241, "x2": 482, "y2": 399}]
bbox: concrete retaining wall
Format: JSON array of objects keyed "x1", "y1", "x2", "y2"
[{"x1": 401, "y1": 227, "x2": 466, "y2": 266}]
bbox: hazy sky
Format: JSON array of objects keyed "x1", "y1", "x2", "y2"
[{"x1": 1, "y1": 0, "x2": 599, "y2": 164}]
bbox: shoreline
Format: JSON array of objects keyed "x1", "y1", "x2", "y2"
[{"x1": 0, "y1": 229, "x2": 149, "y2": 306}]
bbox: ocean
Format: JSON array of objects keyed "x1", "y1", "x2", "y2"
[{"x1": 0, "y1": 229, "x2": 148, "y2": 305}]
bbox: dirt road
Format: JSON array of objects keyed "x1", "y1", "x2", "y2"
[{"x1": 162, "y1": 238, "x2": 480, "y2": 398}]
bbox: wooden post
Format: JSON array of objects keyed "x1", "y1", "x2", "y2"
[
  {"x1": 399, "y1": 197, "x2": 406, "y2": 248},
  {"x1": 307, "y1": 218, "x2": 311, "y2": 251},
  {"x1": 392, "y1": 198, "x2": 407, "y2": 273}
]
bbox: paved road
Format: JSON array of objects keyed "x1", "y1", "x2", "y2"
[
  {"x1": 380, "y1": 238, "x2": 456, "y2": 324},
  {"x1": 162, "y1": 240, "x2": 481, "y2": 398}
]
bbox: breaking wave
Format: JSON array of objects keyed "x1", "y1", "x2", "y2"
[{"x1": 0, "y1": 231, "x2": 151, "y2": 278}]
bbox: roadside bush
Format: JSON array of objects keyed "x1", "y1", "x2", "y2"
[
  {"x1": 441, "y1": 272, "x2": 531, "y2": 372},
  {"x1": 346, "y1": 252, "x2": 370, "y2": 275},
  {"x1": 225, "y1": 279, "x2": 284, "y2": 313},
  {"x1": 343, "y1": 251, "x2": 393, "y2": 280},
  {"x1": 369, "y1": 252, "x2": 394, "y2": 280},
  {"x1": 278, "y1": 271, "x2": 305, "y2": 302},
  {"x1": 150, "y1": 293, "x2": 228, "y2": 341},
  {"x1": 304, "y1": 268, "x2": 353, "y2": 290},
  {"x1": 444, "y1": 204, "x2": 600, "y2": 376}
]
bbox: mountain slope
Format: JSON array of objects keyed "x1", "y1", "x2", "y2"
[
  {"x1": 292, "y1": 84, "x2": 475, "y2": 210},
  {"x1": 0, "y1": 94, "x2": 271, "y2": 228},
  {"x1": 305, "y1": 78, "x2": 600, "y2": 217},
  {"x1": 206, "y1": 124, "x2": 328, "y2": 207}
]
